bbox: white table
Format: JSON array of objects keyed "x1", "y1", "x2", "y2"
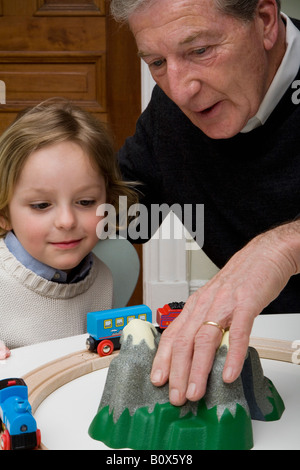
[{"x1": 0, "y1": 314, "x2": 299, "y2": 450}]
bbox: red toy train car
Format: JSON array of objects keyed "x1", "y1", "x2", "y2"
[{"x1": 156, "y1": 302, "x2": 185, "y2": 330}]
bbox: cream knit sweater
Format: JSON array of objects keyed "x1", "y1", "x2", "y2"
[{"x1": 0, "y1": 239, "x2": 113, "y2": 349}]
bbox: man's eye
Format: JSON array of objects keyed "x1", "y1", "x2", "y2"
[
  {"x1": 150, "y1": 59, "x2": 165, "y2": 68},
  {"x1": 30, "y1": 203, "x2": 50, "y2": 210},
  {"x1": 194, "y1": 47, "x2": 207, "y2": 55}
]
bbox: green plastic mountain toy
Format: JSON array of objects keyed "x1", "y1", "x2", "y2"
[{"x1": 89, "y1": 320, "x2": 284, "y2": 450}]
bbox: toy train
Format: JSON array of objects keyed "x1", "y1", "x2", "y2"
[
  {"x1": 86, "y1": 302, "x2": 185, "y2": 356},
  {"x1": 0, "y1": 378, "x2": 41, "y2": 451},
  {"x1": 86, "y1": 304, "x2": 153, "y2": 356},
  {"x1": 156, "y1": 301, "x2": 185, "y2": 329}
]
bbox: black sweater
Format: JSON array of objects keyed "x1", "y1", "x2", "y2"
[{"x1": 119, "y1": 20, "x2": 300, "y2": 314}]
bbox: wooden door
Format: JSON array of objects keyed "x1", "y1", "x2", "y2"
[{"x1": 0, "y1": 0, "x2": 142, "y2": 305}]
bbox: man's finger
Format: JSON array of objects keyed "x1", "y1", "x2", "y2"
[
  {"x1": 185, "y1": 324, "x2": 224, "y2": 401},
  {"x1": 223, "y1": 311, "x2": 255, "y2": 383},
  {"x1": 151, "y1": 311, "x2": 188, "y2": 386},
  {"x1": 167, "y1": 328, "x2": 194, "y2": 405}
]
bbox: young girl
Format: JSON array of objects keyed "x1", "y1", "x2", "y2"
[{"x1": 0, "y1": 99, "x2": 137, "y2": 358}]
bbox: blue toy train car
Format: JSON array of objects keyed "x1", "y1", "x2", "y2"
[
  {"x1": 86, "y1": 305, "x2": 152, "y2": 356},
  {"x1": 0, "y1": 378, "x2": 41, "y2": 451}
]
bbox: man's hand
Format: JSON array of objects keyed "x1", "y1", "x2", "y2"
[
  {"x1": 0, "y1": 341, "x2": 11, "y2": 360},
  {"x1": 151, "y1": 221, "x2": 300, "y2": 406}
]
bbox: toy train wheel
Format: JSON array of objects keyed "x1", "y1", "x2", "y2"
[
  {"x1": 86, "y1": 336, "x2": 97, "y2": 352},
  {"x1": 97, "y1": 340, "x2": 114, "y2": 357},
  {"x1": 36, "y1": 429, "x2": 41, "y2": 449},
  {"x1": 1, "y1": 430, "x2": 11, "y2": 450}
]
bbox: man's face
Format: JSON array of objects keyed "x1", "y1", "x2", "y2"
[{"x1": 130, "y1": 0, "x2": 275, "y2": 139}]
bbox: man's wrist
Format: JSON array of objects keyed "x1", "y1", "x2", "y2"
[{"x1": 269, "y1": 219, "x2": 300, "y2": 275}]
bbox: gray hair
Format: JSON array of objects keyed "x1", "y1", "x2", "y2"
[
  {"x1": 110, "y1": 0, "x2": 281, "y2": 23},
  {"x1": 215, "y1": 0, "x2": 281, "y2": 21}
]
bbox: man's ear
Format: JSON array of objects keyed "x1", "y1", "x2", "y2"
[{"x1": 257, "y1": 0, "x2": 280, "y2": 51}]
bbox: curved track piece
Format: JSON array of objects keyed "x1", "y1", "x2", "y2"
[{"x1": 23, "y1": 350, "x2": 119, "y2": 450}]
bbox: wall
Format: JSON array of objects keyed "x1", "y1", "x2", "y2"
[{"x1": 281, "y1": 0, "x2": 300, "y2": 19}]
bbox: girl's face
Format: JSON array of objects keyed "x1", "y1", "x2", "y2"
[{"x1": 5, "y1": 141, "x2": 106, "y2": 273}]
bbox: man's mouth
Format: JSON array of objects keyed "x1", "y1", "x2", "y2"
[{"x1": 198, "y1": 101, "x2": 221, "y2": 116}]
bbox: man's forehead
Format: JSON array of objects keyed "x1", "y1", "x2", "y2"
[
  {"x1": 137, "y1": 27, "x2": 221, "y2": 58},
  {"x1": 178, "y1": 28, "x2": 222, "y2": 45}
]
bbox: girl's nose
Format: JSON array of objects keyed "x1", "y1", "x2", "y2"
[{"x1": 54, "y1": 206, "x2": 77, "y2": 230}]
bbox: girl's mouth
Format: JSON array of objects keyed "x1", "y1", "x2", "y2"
[{"x1": 50, "y1": 239, "x2": 82, "y2": 249}]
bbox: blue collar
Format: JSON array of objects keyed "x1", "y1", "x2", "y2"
[{"x1": 4, "y1": 231, "x2": 93, "y2": 284}]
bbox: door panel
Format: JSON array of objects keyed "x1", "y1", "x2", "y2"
[
  {"x1": 0, "y1": 55, "x2": 106, "y2": 113},
  {"x1": 0, "y1": 0, "x2": 108, "y2": 131},
  {"x1": 35, "y1": 0, "x2": 105, "y2": 16}
]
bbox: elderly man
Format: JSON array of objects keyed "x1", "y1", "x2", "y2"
[{"x1": 111, "y1": 0, "x2": 300, "y2": 406}]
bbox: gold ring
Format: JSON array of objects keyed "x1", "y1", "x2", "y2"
[{"x1": 202, "y1": 321, "x2": 225, "y2": 335}]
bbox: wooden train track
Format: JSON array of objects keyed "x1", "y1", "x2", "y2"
[
  {"x1": 249, "y1": 337, "x2": 298, "y2": 364},
  {"x1": 23, "y1": 349, "x2": 119, "y2": 450},
  {"x1": 22, "y1": 337, "x2": 297, "y2": 450}
]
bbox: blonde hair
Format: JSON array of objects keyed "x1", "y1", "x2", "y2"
[{"x1": 0, "y1": 98, "x2": 138, "y2": 238}]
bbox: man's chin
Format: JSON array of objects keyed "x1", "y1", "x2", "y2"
[
  {"x1": 186, "y1": 106, "x2": 246, "y2": 140},
  {"x1": 191, "y1": 118, "x2": 245, "y2": 140}
]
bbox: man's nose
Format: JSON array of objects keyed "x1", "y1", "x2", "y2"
[
  {"x1": 166, "y1": 60, "x2": 201, "y2": 107},
  {"x1": 55, "y1": 206, "x2": 77, "y2": 230}
]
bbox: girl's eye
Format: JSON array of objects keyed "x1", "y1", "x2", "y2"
[
  {"x1": 30, "y1": 202, "x2": 51, "y2": 210},
  {"x1": 78, "y1": 200, "x2": 96, "y2": 207}
]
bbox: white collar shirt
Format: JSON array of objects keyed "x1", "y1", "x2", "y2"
[{"x1": 241, "y1": 13, "x2": 300, "y2": 133}]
